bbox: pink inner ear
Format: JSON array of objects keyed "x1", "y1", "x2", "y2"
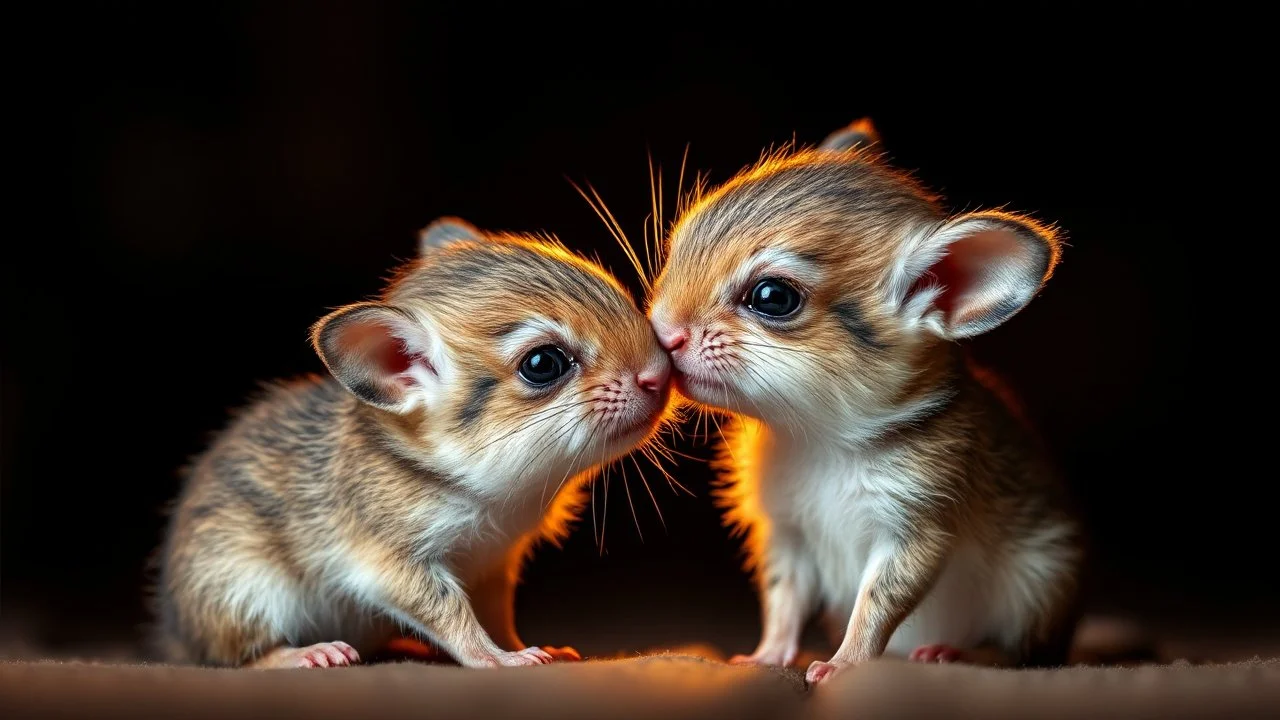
[
  {"x1": 372, "y1": 337, "x2": 412, "y2": 376},
  {"x1": 916, "y1": 229, "x2": 1031, "y2": 326},
  {"x1": 342, "y1": 318, "x2": 423, "y2": 390},
  {"x1": 915, "y1": 251, "x2": 965, "y2": 316}
]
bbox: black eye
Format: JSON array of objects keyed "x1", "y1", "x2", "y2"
[
  {"x1": 518, "y1": 345, "x2": 572, "y2": 387},
  {"x1": 746, "y1": 278, "x2": 802, "y2": 317}
]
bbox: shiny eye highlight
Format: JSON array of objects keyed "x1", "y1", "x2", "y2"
[
  {"x1": 518, "y1": 345, "x2": 572, "y2": 387},
  {"x1": 745, "y1": 278, "x2": 802, "y2": 318}
]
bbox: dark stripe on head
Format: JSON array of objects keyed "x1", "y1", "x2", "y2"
[
  {"x1": 458, "y1": 375, "x2": 498, "y2": 427},
  {"x1": 831, "y1": 299, "x2": 886, "y2": 350},
  {"x1": 491, "y1": 321, "x2": 522, "y2": 338}
]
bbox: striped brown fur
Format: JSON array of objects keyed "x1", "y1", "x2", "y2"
[
  {"x1": 155, "y1": 219, "x2": 672, "y2": 668},
  {"x1": 648, "y1": 120, "x2": 1082, "y2": 684}
]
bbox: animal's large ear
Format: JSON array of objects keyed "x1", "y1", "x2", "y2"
[
  {"x1": 418, "y1": 216, "x2": 483, "y2": 256},
  {"x1": 891, "y1": 211, "x2": 1061, "y2": 340},
  {"x1": 819, "y1": 117, "x2": 882, "y2": 153},
  {"x1": 311, "y1": 302, "x2": 446, "y2": 412}
]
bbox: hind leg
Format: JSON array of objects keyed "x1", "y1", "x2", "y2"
[{"x1": 169, "y1": 552, "x2": 364, "y2": 668}]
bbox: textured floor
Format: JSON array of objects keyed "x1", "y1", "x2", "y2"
[
  {"x1": 5, "y1": 609, "x2": 1280, "y2": 719},
  {"x1": 3, "y1": 653, "x2": 1279, "y2": 720}
]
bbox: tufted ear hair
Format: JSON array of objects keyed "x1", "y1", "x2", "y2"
[
  {"x1": 819, "y1": 117, "x2": 882, "y2": 153},
  {"x1": 891, "y1": 211, "x2": 1061, "y2": 340},
  {"x1": 418, "y1": 216, "x2": 483, "y2": 256}
]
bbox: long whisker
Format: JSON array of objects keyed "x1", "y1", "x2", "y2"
[
  {"x1": 736, "y1": 344, "x2": 849, "y2": 445},
  {"x1": 663, "y1": 410, "x2": 687, "y2": 442},
  {"x1": 674, "y1": 142, "x2": 690, "y2": 225},
  {"x1": 596, "y1": 426, "x2": 611, "y2": 555},
  {"x1": 638, "y1": 444, "x2": 676, "y2": 494},
  {"x1": 735, "y1": 340, "x2": 850, "y2": 380},
  {"x1": 523, "y1": 409, "x2": 589, "y2": 478},
  {"x1": 736, "y1": 357, "x2": 804, "y2": 443},
  {"x1": 534, "y1": 415, "x2": 575, "y2": 509},
  {"x1": 647, "y1": 150, "x2": 660, "y2": 283},
  {"x1": 589, "y1": 183, "x2": 651, "y2": 295},
  {"x1": 655, "y1": 156, "x2": 664, "y2": 275},
  {"x1": 637, "y1": 426, "x2": 694, "y2": 496},
  {"x1": 535, "y1": 412, "x2": 586, "y2": 507},
  {"x1": 567, "y1": 178, "x2": 651, "y2": 295},
  {"x1": 590, "y1": 468, "x2": 599, "y2": 549},
  {"x1": 734, "y1": 340, "x2": 848, "y2": 371},
  {"x1": 705, "y1": 404, "x2": 737, "y2": 464},
  {"x1": 645, "y1": 443, "x2": 696, "y2": 491},
  {"x1": 738, "y1": 342, "x2": 851, "y2": 404},
  {"x1": 543, "y1": 420, "x2": 600, "y2": 512},
  {"x1": 619, "y1": 459, "x2": 643, "y2": 542},
  {"x1": 629, "y1": 452, "x2": 665, "y2": 531},
  {"x1": 735, "y1": 340, "x2": 842, "y2": 363},
  {"x1": 656, "y1": 445, "x2": 702, "y2": 463},
  {"x1": 473, "y1": 399, "x2": 597, "y2": 455},
  {"x1": 735, "y1": 360, "x2": 791, "y2": 420}
]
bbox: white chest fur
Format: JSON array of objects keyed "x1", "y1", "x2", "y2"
[
  {"x1": 739, "y1": 423, "x2": 1067, "y2": 656},
  {"x1": 758, "y1": 437, "x2": 907, "y2": 609}
]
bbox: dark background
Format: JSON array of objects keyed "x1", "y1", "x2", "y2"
[{"x1": 4, "y1": 2, "x2": 1262, "y2": 660}]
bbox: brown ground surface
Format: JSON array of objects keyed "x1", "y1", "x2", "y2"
[
  {"x1": 3, "y1": 653, "x2": 1278, "y2": 720},
  {"x1": 3, "y1": 616, "x2": 1278, "y2": 720}
]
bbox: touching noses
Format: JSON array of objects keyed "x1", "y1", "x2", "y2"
[{"x1": 652, "y1": 318, "x2": 689, "y2": 354}]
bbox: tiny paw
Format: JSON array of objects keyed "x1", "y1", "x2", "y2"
[
  {"x1": 909, "y1": 644, "x2": 963, "y2": 663},
  {"x1": 540, "y1": 646, "x2": 582, "y2": 662},
  {"x1": 256, "y1": 641, "x2": 360, "y2": 669},
  {"x1": 729, "y1": 646, "x2": 796, "y2": 667},
  {"x1": 299, "y1": 641, "x2": 360, "y2": 668},
  {"x1": 805, "y1": 659, "x2": 841, "y2": 685},
  {"x1": 491, "y1": 646, "x2": 554, "y2": 667}
]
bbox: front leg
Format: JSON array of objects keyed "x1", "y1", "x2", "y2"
[
  {"x1": 730, "y1": 525, "x2": 818, "y2": 667},
  {"x1": 806, "y1": 527, "x2": 949, "y2": 685},
  {"x1": 376, "y1": 558, "x2": 553, "y2": 668}
]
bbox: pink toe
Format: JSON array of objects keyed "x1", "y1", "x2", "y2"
[
  {"x1": 806, "y1": 661, "x2": 837, "y2": 685},
  {"x1": 937, "y1": 648, "x2": 962, "y2": 663},
  {"x1": 911, "y1": 644, "x2": 955, "y2": 663},
  {"x1": 331, "y1": 645, "x2": 351, "y2": 665},
  {"x1": 336, "y1": 643, "x2": 360, "y2": 663}
]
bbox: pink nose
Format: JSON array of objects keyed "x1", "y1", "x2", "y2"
[
  {"x1": 636, "y1": 366, "x2": 670, "y2": 394},
  {"x1": 658, "y1": 327, "x2": 688, "y2": 353}
]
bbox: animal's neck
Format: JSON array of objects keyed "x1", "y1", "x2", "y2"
[
  {"x1": 807, "y1": 342, "x2": 965, "y2": 451},
  {"x1": 342, "y1": 400, "x2": 491, "y2": 501}
]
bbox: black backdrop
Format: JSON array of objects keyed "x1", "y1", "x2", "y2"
[{"x1": 5, "y1": 2, "x2": 1262, "y2": 658}]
